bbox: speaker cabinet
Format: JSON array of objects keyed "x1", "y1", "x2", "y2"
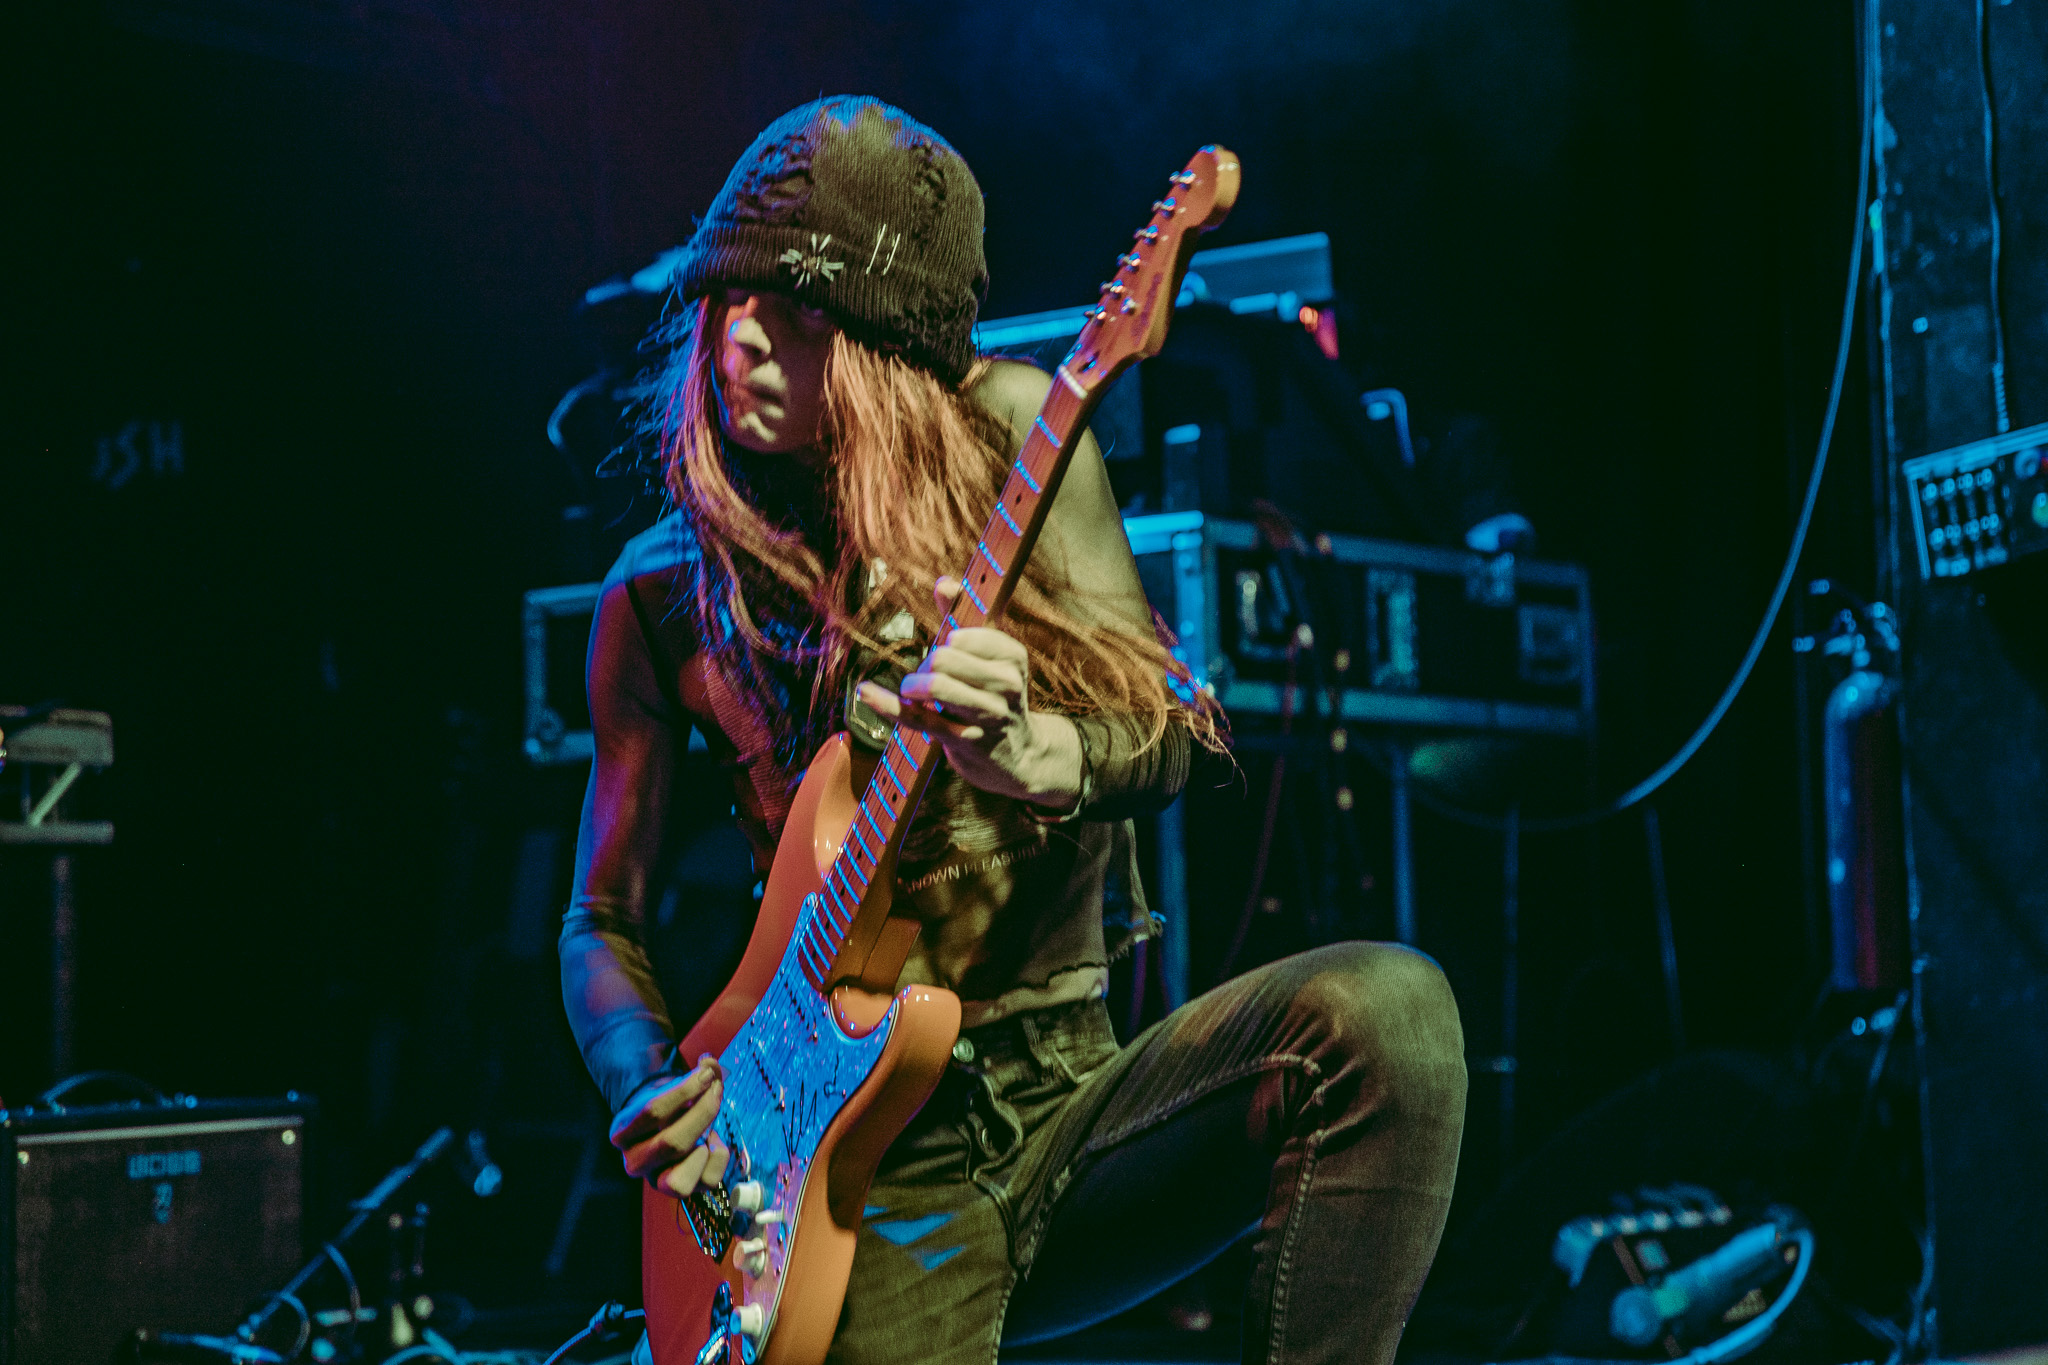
[{"x1": 3, "y1": 1097, "x2": 311, "y2": 1365}]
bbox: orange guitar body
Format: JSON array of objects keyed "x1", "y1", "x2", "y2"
[{"x1": 641, "y1": 735, "x2": 961, "y2": 1365}]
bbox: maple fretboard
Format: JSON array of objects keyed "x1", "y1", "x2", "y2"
[{"x1": 790, "y1": 365, "x2": 1098, "y2": 992}]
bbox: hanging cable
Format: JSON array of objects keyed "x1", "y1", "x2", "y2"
[
  {"x1": 1215, "y1": 640, "x2": 1300, "y2": 983},
  {"x1": 1976, "y1": 0, "x2": 2011, "y2": 432},
  {"x1": 1373, "y1": 0, "x2": 1876, "y2": 836}
]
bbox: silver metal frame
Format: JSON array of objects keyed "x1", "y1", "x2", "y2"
[
  {"x1": 1125, "y1": 512, "x2": 1598, "y2": 739},
  {"x1": 522, "y1": 582, "x2": 603, "y2": 765}
]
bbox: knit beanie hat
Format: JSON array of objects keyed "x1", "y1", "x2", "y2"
[{"x1": 672, "y1": 96, "x2": 988, "y2": 386}]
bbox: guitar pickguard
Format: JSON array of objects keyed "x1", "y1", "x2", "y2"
[{"x1": 676, "y1": 892, "x2": 898, "y2": 1340}]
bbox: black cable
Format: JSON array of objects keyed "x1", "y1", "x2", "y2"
[
  {"x1": 1801, "y1": 987, "x2": 1921, "y2": 1362},
  {"x1": 1643, "y1": 806, "x2": 1684, "y2": 1053},
  {"x1": 1904, "y1": 1219, "x2": 1936, "y2": 1359},
  {"x1": 380, "y1": 1351, "x2": 459, "y2": 1365},
  {"x1": 1823, "y1": 989, "x2": 1910, "y2": 1211},
  {"x1": 1215, "y1": 642, "x2": 1299, "y2": 984},
  {"x1": 34, "y1": 1070, "x2": 169, "y2": 1108},
  {"x1": 267, "y1": 1292, "x2": 311, "y2": 1363},
  {"x1": 542, "y1": 1326, "x2": 598, "y2": 1365},
  {"x1": 542, "y1": 1303, "x2": 645, "y2": 1365},
  {"x1": 1354, "y1": 0, "x2": 1876, "y2": 837},
  {"x1": 324, "y1": 1245, "x2": 362, "y2": 1351},
  {"x1": 1976, "y1": 0, "x2": 2011, "y2": 432}
]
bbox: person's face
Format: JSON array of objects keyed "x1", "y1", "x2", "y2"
[{"x1": 714, "y1": 287, "x2": 838, "y2": 456}]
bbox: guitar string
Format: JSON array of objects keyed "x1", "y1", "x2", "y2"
[{"x1": 797, "y1": 408, "x2": 1067, "y2": 979}]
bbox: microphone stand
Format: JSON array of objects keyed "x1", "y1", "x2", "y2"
[{"x1": 233, "y1": 1128, "x2": 457, "y2": 1356}]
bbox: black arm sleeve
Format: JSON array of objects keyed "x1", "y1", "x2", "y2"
[{"x1": 1073, "y1": 714, "x2": 1192, "y2": 822}]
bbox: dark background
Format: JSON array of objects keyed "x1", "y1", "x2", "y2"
[{"x1": 3, "y1": 0, "x2": 1915, "y2": 1338}]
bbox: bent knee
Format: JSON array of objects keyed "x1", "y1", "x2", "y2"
[{"x1": 1289, "y1": 942, "x2": 1465, "y2": 1077}]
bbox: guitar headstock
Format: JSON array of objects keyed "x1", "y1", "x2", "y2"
[{"x1": 1061, "y1": 145, "x2": 1241, "y2": 394}]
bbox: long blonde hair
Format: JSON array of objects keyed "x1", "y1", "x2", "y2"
[{"x1": 655, "y1": 295, "x2": 1225, "y2": 769}]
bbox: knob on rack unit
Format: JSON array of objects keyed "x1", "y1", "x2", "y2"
[{"x1": 1902, "y1": 419, "x2": 2048, "y2": 579}]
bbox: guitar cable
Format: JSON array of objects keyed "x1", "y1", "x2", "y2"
[{"x1": 541, "y1": 1302, "x2": 646, "y2": 1365}]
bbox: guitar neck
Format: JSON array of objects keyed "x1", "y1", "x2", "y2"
[
  {"x1": 790, "y1": 366, "x2": 1105, "y2": 994},
  {"x1": 945, "y1": 369, "x2": 1095, "y2": 632},
  {"x1": 787, "y1": 143, "x2": 1240, "y2": 997}
]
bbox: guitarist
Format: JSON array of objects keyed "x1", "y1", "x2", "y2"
[{"x1": 560, "y1": 97, "x2": 1467, "y2": 1365}]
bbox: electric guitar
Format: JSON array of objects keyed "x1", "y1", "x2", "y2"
[{"x1": 642, "y1": 145, "x2": 1241, "y2": 1365}]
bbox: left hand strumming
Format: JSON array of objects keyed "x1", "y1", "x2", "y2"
[{"x1": 857, "y1": 577, "x2": 1084, "y2": 814}]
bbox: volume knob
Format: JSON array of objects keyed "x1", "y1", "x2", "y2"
[
  {"x1": 734, "y1": 1304, "x2": 765, "y2": 1340},
  {"x1": 731, "y1": 1181, "x2": 766, "y2": 1214},
  {"x1": 736, "y1": 1236, "x2": 769, "y2": 1277}
]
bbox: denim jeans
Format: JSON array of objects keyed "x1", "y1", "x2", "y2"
[{"x1": 824, "y1": 942, "x2": 1468, "y2": 1365}]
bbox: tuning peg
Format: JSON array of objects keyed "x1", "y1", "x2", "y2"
[
  {"x1": 1099, "y1": 281, "x2": 1126, "y2": 297},
  {"x1": 1132, "y1": 225, "x2": 1161, "y2": 243},
  {"x1": 1118, "y1": 252, "x2": 1142, "y2": 269},
  {"x1": 1171, "y1": 170, "x2": 1197, "y2": 186},
  {"x1": 1151, "y1": 197, "x2": 1177, "y2": 213}
]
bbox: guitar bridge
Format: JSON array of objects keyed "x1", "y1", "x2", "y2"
[{"x1": 682, "y1": 1183, "x2": 735, "y2": 1260}]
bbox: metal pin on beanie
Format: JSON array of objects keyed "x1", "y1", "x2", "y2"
[
  {"x1": 778, "y1": 233, "x2": 845, "y2": 289},
  {"x1": 672, "y1": 96, "x2": 989, "y2": 385}
]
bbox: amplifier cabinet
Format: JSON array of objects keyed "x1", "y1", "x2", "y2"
[
  {"x1": 1126, "y1": 512, "x2": 1596, "y2": 737},
  {"x1": 2, "y1": 1098, "x2": 311, "y2": 1365}
]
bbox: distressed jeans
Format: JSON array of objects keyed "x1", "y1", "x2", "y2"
[{"x1": 824, "y1": 942, "x2": 1468, "y2": 1365}]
